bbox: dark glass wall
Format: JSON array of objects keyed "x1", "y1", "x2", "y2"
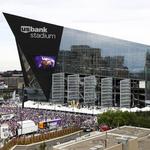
[
  {"x1": 55, "y1": 27, "x2": 150, "y2": 101},
  {"x1": 145, "y1": 51, "x2": 150, "y2": 100},
  {"x1": 56, "y1": 28, "x2": 149, "y2": 81}
]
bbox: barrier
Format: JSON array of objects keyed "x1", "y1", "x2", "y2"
[{"x1": 0, "y1": 127, "x2": 80, "y2": 150}]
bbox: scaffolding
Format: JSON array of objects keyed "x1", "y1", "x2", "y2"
[
  {"x1": 120, "y1": 79, "x2": 131, "y2": 108},
  {"x1": 52, "y1": 73, "x2": 65, "y2": 103},
  {"x1": 84, "y1": 75, "x2": 97, "y2": 105},
  {"x1": 67, "y1": 74, "x2": 80, "y2": 102},
  {"x1": 101, "y1": 77, "x2": 113, "y2": 107}
]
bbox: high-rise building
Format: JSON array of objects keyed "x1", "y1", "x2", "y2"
[{"x1": 3, "y1": 13, "x2": 150, "y2": 107}]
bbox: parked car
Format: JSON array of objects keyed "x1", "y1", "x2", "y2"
[
  {"x1": 81, "y1": 126, "x2": 93, "y2": 132},
  {"x1": 99, "y1": 124, "x2": 110, "y2": 132}
]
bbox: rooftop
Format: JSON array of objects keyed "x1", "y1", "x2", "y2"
[{"x1": 53, "y1": 126, "x2": 150, "y2": 150}]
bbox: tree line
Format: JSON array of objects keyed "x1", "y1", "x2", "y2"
[{"x1": 97, "y1": 110, "x2": 150, "y2": 128}]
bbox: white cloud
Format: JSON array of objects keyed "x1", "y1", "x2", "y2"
[{"x1": 0, "y1": 0, "x2": 150, "y2": 70}]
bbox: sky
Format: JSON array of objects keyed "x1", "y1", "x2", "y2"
[{"x1": 0, "y1": 0, "x2": 150, "y2": 71}]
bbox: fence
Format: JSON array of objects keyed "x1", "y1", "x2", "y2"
[{"x1": 0, "y1": 127, "x2": 80, "y2": 150}]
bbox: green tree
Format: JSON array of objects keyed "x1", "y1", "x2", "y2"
[
  {"x1": 112, "y1": 115, "x2": 125, "y2": 127},
  {"x1": 97, "y1": 110, "x2": 150, "y2": 129},
  {"x1": 98, "y1": 110, "x2": 116, "y2": 127}
]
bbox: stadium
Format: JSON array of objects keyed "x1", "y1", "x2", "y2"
[
  {"x1": 0, "y1": 12, "x2": 150, "y2": 150},
  {"x1": 3, "y1": 13, "x2": 150, "y2": 108}
]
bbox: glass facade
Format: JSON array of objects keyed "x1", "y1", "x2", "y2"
[
  {"x1": 57, "y1": 28, "x2": 148, "y2": 81},
  {"x1": 55, "y1": 27, "x2": 150, "y2": 105}
]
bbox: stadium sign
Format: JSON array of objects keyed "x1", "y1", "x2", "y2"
[
  {"x1": 21, "y1": 26, "x2": 56, "y2": 39},
  {"x1": 21, "y1": 26, "x2": 47, "y2": 33}
]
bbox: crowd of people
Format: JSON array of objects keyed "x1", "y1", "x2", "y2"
[{"x1": 0, "y1": 101, "x2": 97, "y2": 136}]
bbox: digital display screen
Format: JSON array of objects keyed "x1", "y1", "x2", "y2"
[{"x1": 34, "y1": 56, "x2": 56, "y2": 69}]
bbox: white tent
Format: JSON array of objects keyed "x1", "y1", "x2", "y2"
[{"x1": 24, "y1": 100, "x2": 150, "y2": 115}]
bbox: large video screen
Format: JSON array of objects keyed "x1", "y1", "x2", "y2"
[{"x1": 34, "y1": 56, "x2": 56, "y2": 70}]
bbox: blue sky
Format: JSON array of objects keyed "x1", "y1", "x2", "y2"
[{"x1": 0, "y1": 0, "x2": 150, "y2": 71}]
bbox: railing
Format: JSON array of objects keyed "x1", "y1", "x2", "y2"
[{"x1": 0, "y1": 127, "x2": 81, "y2": 150}]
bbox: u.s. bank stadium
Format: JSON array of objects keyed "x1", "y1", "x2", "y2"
[{"x1": 3, "y1": 13, "x2": 150, "y2": 108}]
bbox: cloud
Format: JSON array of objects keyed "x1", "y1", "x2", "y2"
[{"x1": 0, "y1": 0, "x2": 150, "y2": 70}]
